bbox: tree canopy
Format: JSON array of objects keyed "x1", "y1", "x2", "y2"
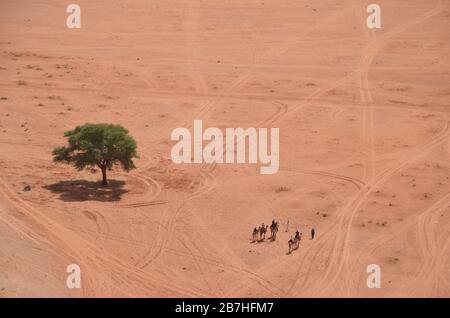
[{"x1": 53, "y1": 123, "x2": 138, "y2": 185}]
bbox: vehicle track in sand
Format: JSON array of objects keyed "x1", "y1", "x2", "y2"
[
  {"x1": 412, "y1": 198, "x2": 449, "y2": 294},
  {"x1": 184, "y1": 2, "x2": 209, "y2": 105},
  {"x1": 134, "y1": 204, "x2": 182, "y2": 269},
  {"x1": 119, "y1": 173, "x2": 162, "y2": 207},
  {"x1": 126, "y1": 186, "x2": 287, "y2": 297},
  {"x1": 0, "y1": 176, "x2": 211, "y2": 296},
  {"x1": 137, "y1": 194, "x2": 287, "y2": 296},
  {"x1": 216, "y1": 9, "x2": 382, "y2": 294},
  {"x1": 113, "y1": 5, "x2": 360, "y2": 211},
  {"x1": 350, "y1": 194, "x2": 449, "y2": 296},
  {"x1": 278, "y1": 0, "x2": 449, "y2": 296},
  {"x1": 176, "y1": 203, "x2": 289, "y2": 297},
  {"x1": 176, "y1": 230, "x2": 226, "y2": 297},
  {"x1": 145, "y1": 5, "x2": 354, "y2": 150},
  {"x1": 301, "y1": 121, "x2": 449, "y2": 297},
  {"x1": 0, "y1": 179, "x2": 97, "y2": 296},
  {"x1": 359, "y1": 28, "x2": 376, "y2": 181},
  {"x1": 230, "y1": 119, "x2": 448, "y2": 296},
  {"x1": 3, "y1": 0, "x2": 448, "y2": 297},
  {"x1": 281, "y1": 168, "x2": 365, "y2": 190},
  {"x1": 121, "y1": 167, "x2": 216, "y2": 208}
]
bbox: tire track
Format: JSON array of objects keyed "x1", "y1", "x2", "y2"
[
  {"x1": 351, "y1": 194, "x2": 449, "y2": 295},
  {"x1": 238, "y1": 122, "x2": 449, "y2": 297},
  {"x1": 281, "y1": 167, "x2": 365, "y2": 190},
  {"x1": 282, "y1": 0, "x2": 449, "y2": 296},
  {"x1": 0, "y1": 177, "x2": 209, "y2": 297},
  {"x1": 302, "y1": 121, "x2": 448, "y2": 296},
  {"x1": 135, "y1": 204, "x2": 182, "y2": 269}
]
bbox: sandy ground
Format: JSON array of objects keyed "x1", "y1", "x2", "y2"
[{"x1": 0, "y1": 0, "x2": 449, "y2": 297}]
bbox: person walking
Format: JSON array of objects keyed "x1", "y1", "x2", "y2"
[
  {"x1": 311, "y1": 227, "x2": 315, "y2": 240},
  {"x1": 284, "y1": 219, "x2": 289, "y2": 232},
  {"x1": 295, "y1": 229, "x2": 300, "y2": 241}
]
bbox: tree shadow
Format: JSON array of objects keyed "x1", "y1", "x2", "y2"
[{"x1": 43, "y1": 179, "x2": 129, "y2": 202}]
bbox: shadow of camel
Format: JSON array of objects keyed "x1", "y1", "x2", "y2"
[{"x1": 43, "y1": 179, "x2": 129, "y2": 202}]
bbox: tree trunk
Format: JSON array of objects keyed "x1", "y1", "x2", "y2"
[{"x1": 101, "y1": 166, "x2": 107, "y2": 186}]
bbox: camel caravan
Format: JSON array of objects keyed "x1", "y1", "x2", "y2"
[
  {"x1": 252, "y1": 219, "x2": 279, "y2": 242},
  {"x1": 251, "y1": 219, "x2": 316, "y2": 254}
]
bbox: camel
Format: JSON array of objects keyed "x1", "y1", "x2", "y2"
[
  {"x1": 252, "y1": 227, "x2": 259, "y2": 242},
  {"x1": 259, "y1": 224, "x2": 268, "y2": 241},
  {"x1": 270, "y1": 222, "x2": 279, "y2": 241},
  {"x1": 288, "y1": 236, "x2": 299, "y2": 253}
]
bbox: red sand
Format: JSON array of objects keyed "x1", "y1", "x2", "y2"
[{"x1": 0, "y1": 0, "x2": 449, "y2": 297}]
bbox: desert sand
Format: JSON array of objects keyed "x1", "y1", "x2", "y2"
[{"x1": 0, "y1": 0, "x2": 449, "y2": 297}]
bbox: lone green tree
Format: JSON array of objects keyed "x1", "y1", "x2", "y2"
[{"x1": 52, "y1": 123, "x2": 138, "y2": 185}]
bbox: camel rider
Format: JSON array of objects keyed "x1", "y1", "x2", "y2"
[{"x1": 295, "y1": 230, "x2": 300, "y2": 241}]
